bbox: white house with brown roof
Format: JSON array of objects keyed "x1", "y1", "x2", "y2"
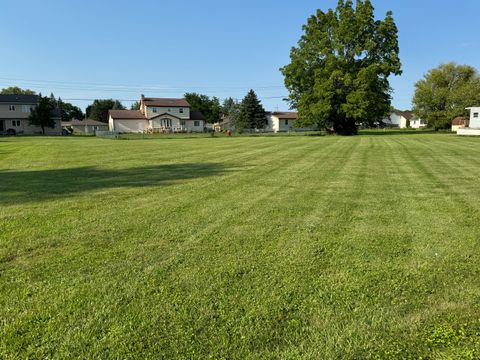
[
  {"x1": 0, "y1": 94, "x2": 62, "y2": 135},
  {"x1": 265, "y1": 111, "x2": 317, "y2": 133},
  {"x1": 108, "y1": 96, "x2": 205, "y2": 133}
]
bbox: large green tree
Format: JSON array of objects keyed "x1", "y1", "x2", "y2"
[
  {"x1": 281, "y1": 0, "x2": 401, "y2": 135},
  {"x1": 1, "y1": 86, "x2": 36, "y2": 95},
  {"x1": 184, "y1": 93, "x2": 221, "y2": 123},
  {"x1": 86, "y1": 99, "x2": 125, "y2": 123},
  {"x1": 29, "y1": 95, "x2": 56, "y2": 135},
  {"x1": 412, "y1": 63, "x2": 480, "y2": 130},
  {"x1": 237, "y1": 90, "x2": 267, "y2": 131}
]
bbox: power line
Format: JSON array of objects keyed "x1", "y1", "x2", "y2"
[{"x1": 0, "y1": 76, "x2": 286, "y2": 92}]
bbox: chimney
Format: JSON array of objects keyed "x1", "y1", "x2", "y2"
[{"x1": 140, "y1": 94, "x2": 145, "y2": 114}]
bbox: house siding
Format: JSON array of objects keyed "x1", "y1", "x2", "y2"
[{"x1": 145, "y1": 106, "x2": 190, "y2": 120}]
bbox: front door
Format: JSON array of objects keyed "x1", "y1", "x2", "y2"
[{"x1": 0, "y1": 120, "x2": 4, "y2": 132}]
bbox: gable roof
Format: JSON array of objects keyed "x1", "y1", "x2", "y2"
[
  {"x1": 109, "y1": 110, "x2": 146, "y2": 120},
  {"x1": 0, "y1": 94, "x2": 38, "y2": 104},
  {"x1": 393, "y1": 110, "x2": 414, "y2": 120},
  {"x1": 143, "y1": 98, "x2": 190, "y2": 107},
  {"x1": 149, "y1": 112, "x2": 183, "y2": 120},
  {"x1": 272, "y1": 111, "x2": 298, "y2": 120}
]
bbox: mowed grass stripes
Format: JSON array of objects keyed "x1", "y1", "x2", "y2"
[{"x1": 0, "y1": 134, "x2": 479, "y2": 359}]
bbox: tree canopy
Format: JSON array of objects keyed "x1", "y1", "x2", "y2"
[
  {"x1": 281, "y1": 0, "x2": 401, "y2": 135},
  {"x1": 48, "y1": 93, "x2": 84, "y2": 120},
  {"x1": 412, "y1": 63, "x2": 480, "y2": 130},
  {"x1": 29, "y1": 95, "x2": 56, "y2": 134},
  {"x1": 86, "y1": 99, "x2": 125, "y2": 123},
  {"x1": 130, "y1": 101, "x2": 141, "y2": 110},
  {"x1": 184, "y1": 93, "x2": 221, "y2": 124},
  {"x1": 221, "y1": 97, "x2": 241, "y2": 126},
  {"x1": 237, "y1": 90, "x2": 267, "y2": 131},
  {"x1": 1, "y1": 86, "x2": 36, "y2": 95}
]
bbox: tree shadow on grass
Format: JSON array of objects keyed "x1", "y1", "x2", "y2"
[
  {"x1": 358, "y1": 130, "x2": 439, "y2": 136},
  {"x1": 0, "y1": 163, "x2": 227, "y2": 205}
]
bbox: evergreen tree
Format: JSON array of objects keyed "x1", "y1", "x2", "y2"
[
  {"x1": 281, "y1": 0, "x2": 401, "y2": 135},
  {"x1": 29, "y1": 95, "x2": 56, "y2": 135},
  {"x1": 238, "y1": 90, "x2": 267, "y2": 130}
]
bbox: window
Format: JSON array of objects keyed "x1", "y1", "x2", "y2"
[
  {"x1": 168, "y1": 108, "x2": 171, "y2": 112},
  {"x1": 474, "y1": 113, "x2": 479, "y2": 118},
  {"x1": 21, "y1": 105, "x2": 31, "y2": 113},
  {"x1": 12, "y1": 120, "x2": 20, "y2": 127},
  {"x1": 285, "y1": 120, "x2": 289, "y2": 126},
  {"x1": 180, "y1": 120, "x2": 186, "y2": 126},
  {"x1": 152, "y1": 107, "x2": 157, "y2": 113},
  {"x1": 8, "y1": 105, "x2": 15, "y2": 111},
  {"x1": 194, "y1": 120, "x2": 200, "y2": 127},
  {"x1": 179, "y1": 108, "x2": 184, "y2": 114}
]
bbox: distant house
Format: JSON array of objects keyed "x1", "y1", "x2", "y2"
[
  {"x1": 0, "y1": 94, "x2": 62, "y2": 135},
  {"x1": 108, "y1": 96, "x2": 205, "y2": 133},
  {"x1": 265, "y1": 111, "x2": 317, "y2": 133},
  {"x1": 62, "y1": 119, "x2": 108, "y2": 134},
  {"x1": 451, "y1": 117, "x2": 469, "y2": 132},
  {"x1": 383, "y1": 110, "x2": 413, "y2": 128},
  {"x1": 409, "y1": 117, "x2": 427, "y2": 129},
  {"x1": 383, "y1": 110, "x2": 425, "y2": 129}
]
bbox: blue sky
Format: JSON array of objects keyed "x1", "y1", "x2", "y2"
[{"x1": 0, "y1": 0, "x2": 479, "y2": 112}]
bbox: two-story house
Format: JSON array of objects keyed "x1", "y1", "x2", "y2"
[
  {"x1": 108, "y1": 95, "x2": 206, "y2": 133},
  {"x1": 0, "y1": 94, "x2": 62, "y2": 135}
]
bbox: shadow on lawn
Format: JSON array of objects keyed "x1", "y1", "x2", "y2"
[
  {"x1": 0, "y1": 163, "x2": 227, "y2": 204},
  {"x1": 358, "y1": 130, "x2": 439, "y2": 136}
]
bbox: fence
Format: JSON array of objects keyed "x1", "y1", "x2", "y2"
[{"x1": 95, "y1": 130, "x2": 120, "y2": 139}]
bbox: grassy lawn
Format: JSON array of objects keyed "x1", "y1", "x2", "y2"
[{"x1": 1, "y1": 133, "x2": 479, "y2": 358}]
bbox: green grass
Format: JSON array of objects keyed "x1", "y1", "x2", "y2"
[{"x1": 1, "y1": 134, "x2": 479, "y2": 359}]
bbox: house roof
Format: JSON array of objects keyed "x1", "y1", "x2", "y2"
[
  {"x1": 109, "y1": 110, "x2": 146, "y2": 119},
  {"x1": 272, "y1": 111, "x2": 298, "y2": 119},
  {"x1": 190, "y1": 111, "x2": 206, "y2": 121},
  {"x1": 149, "y1": 112, "x2": 183, "y2": 120},
  {"x1": 452, "y1": 117, "x2": 469, "y2": 126},
  {"x1": 62, "y1": 119, "x2": 108, "y2": 126},
  {"x1": 143, "y1": 98, "x2": 190, "y2": 107},
  {"x1": 393, "y1": 110, "x2": 414, "y2": 120},
  {"x1": 0, "y1": 94, "x2": 38, "y2": 104}
]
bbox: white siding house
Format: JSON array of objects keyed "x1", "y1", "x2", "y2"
[
  {"x1": 467, "y1": 107, "x2": 480, "y2": 128},
  {"x1": 108, "y1": 96, "x2": 205, "y2": 133}
]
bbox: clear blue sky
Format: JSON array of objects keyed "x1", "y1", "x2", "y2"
[{"x1": 1, "y1": 0, "x2": 479, "y2": 112}]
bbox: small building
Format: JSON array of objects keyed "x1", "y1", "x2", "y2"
[
  {"x1": 466, "y1": 107, "x2": 480, "y2": 128},
  {"x1": 62, "y1": 119, "x2": 108, "y2": 134},
  {"x1": 451, "y1": 117, "x2": 469, "y2": 132},
  {"x1": 0, "y1": 94, "x2": 62, "y2": 135},
  {"x1": 108, "y1": 96, "x2": 205, "y2": 133},
  {"x1": 457, "y1": 107, "x2": 480, "y2": 136},
  {"x1": 265, "y1": 111, "x2": 316, "y2": 133},
  {"x1": 267, "y1": 112, "x2": 298, "y2": 132},
  {"x1": 383, "y1": 110, "x2": 412, "y2": 128},
  {"x1": 409, "y1": 117, "x2": 427, "y2": 129}
]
